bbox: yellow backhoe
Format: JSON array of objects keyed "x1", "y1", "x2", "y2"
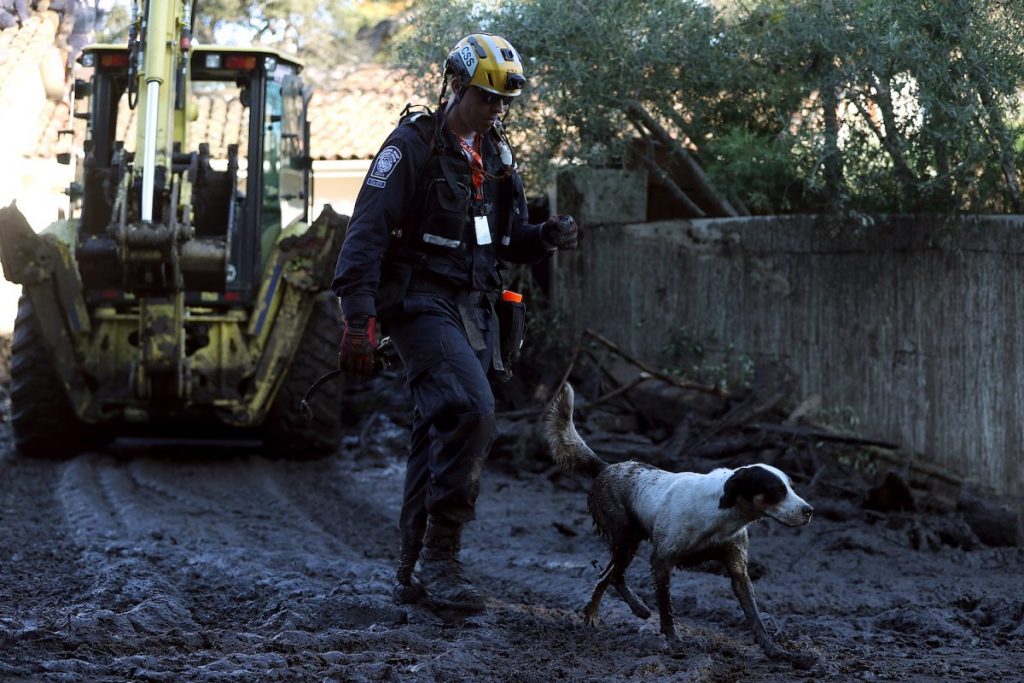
[{"x1": 0, "y1": 0, "x2": 347, "y2": 456}]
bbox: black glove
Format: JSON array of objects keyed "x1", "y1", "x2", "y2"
[
  {"x1": 541, "y1": 214, "x2": 580, "y2": 250},
  {"x1": 338, "y1": 316, "x2": 379, "y2": 377}
]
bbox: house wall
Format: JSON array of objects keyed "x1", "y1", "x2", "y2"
[
  {"x1": 552, "y1": 215, "x2": 1024, "y2": 498},
  {"x1": 310, "y1": 159, "x2": 371, "y2": 219}
]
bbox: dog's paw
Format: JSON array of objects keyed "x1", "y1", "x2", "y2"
[
  {"x1": 661, "y1": 628, "x2": 709, "y2": 654},
  {"x1": 582, "y1": 608, "x2": 600, "y2": 627}
]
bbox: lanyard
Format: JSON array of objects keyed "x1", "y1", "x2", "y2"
[{"x1": 456, "y1": 135, "x2": 485, "y2": 200}]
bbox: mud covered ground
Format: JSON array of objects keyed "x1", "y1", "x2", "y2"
[{"x1": 0, "y1": 360, "x2": 1022, "y2": 682}]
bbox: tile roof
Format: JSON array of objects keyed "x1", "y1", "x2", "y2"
[
  {"x1": 30, "y1": 62, "x2": 423, "y2": 162},
  {"x1": 0, "y1": 7, "x2": 64, "y2": 159},
  {"x1": 308, "y1": 64, "x2": 424, "y2": 160},
  {"x1": 0, "y1": 8, "x2": 59, "y2": 89}
]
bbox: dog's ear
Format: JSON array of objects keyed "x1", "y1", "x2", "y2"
[
  {"x1": 719, "y1": 471, "x2": 745, "y2": 509},
  {"x1": 719, "y1": 466, "x2": 788, "y2": 509}
]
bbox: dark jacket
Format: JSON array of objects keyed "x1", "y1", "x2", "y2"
[{"x1": 331, "y1": 109, "x2": 551, "y2": 320}]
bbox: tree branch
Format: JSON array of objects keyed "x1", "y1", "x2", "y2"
[
  {"x1": 972, "y1": 80, "x2": 1023, "y2": 212},
  {"x1": 867, "y1": 73, "x2": 920, "y2": 198},
  {"x1": 583, "y1": 329, "x2": 728, "y2": 398},
  {"x1": 820, "y1": 74, "x2": 845, "y2": 210},
  {"x1": 850, "y1": 81, "x2": 918, "y2": 201}
]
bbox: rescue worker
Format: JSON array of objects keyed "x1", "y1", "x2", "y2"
[{"x1": 332, "y1": 33, "x2": 579, "y2": 612}]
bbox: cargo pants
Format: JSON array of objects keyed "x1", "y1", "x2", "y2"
[{"x1": 384, "y1": 291, "x2": 498, "y2": 542}]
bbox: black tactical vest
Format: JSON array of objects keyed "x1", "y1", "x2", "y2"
[
  {"x1": 400, "y1": 111, "x2": 517, "y2": 255},
  {"x1": 373, "y1": 111, "x2": 520, "y2": 314}
]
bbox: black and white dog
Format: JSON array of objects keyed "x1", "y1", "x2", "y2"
[{"x1": 545, "y1": 383, "x2": 815, "y2": 666}]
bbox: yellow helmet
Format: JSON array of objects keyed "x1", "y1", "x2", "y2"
[{"x1": 445, "y1": 33, "x2": 526, "y2": 97}]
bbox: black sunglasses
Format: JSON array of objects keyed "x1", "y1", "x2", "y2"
[{"x1": 474, "y1": 87, "x2": 514, "y2": 107}]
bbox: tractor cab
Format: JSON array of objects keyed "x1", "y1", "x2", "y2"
[{"x1": 72, "y1": 45, "x2": 310, "y2": 301}]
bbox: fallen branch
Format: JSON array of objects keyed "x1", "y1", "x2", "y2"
[
  {"x1": 576, "y1": 374, "x2": 653, "y2": 415},
  {"x1": 681, "y1": 364, "x2": 794, "y2": 457},
  {"x1": 552, "y1": 334, "x2": 585, "y2": 401},
  {"x1": 857, "y1": 446, "x2": 962, "y2": 487},
  {"x1": 743, "y1": 422, "x2": 899, "y2": 450},
  {"x1": 583, "y1": 329, "x2": 728, "y2": 398},
  {"x1": 495, "y1": 406, "x2": 542, "y2": 420},
  {"x1": 580, "y1": 348, "x2": 646, "y2": 414},
  {"x1": 683, "y1": 432, "x2": 786, "y2": 460},
  {"x1": 497, "y1": 334, "x2": 585, "y2": 421},
  {"x1": 496, "y1": 372, "x2": 653, "y2": 421}
]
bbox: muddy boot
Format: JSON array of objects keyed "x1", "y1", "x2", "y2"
[
  {"x1": 392, "y1": 536, "x2": 426, "y2": 605},
  {"x1": 416, "y1": 522, "x2": 485, "y2": 613}
]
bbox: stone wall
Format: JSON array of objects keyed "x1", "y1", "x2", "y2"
[{"x1": 552, "y1": 215, "x2": 1024, "y2": 498}]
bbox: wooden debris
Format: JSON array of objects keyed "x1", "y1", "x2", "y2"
[
  {"x1": 863, "y1": 472, "x2": 917, "y2": 513},
  {"x1": 743, "y1": 423, "x2": 900, "y2": 450},
  {"x1": 680, "y1": 362, "x2": 794, "y2": 457},
  {"x1": 624, "y1": 100, "x2": 739, "y2": 218},
  {"x1": 582, "y1": 329, "x2": 728, "y2": 398}
]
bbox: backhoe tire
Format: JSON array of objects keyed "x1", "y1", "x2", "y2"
[
  {"x1": 263, "y1": 293, "x2": 342, "y2": 459},
  {"x1": 9, "y1": 296, "x2": 109, "y2": 458}
]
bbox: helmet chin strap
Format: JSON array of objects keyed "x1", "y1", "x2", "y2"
[
  {"x1": 447, "y1": 80, "x2": 467, "y2": 112},
  {"x1": 432, "y1": 74, "x2": 449, "y2": 154},
  {"x1": 435, "y1": 72, "x2": 514, "y2": 155},
  {"x1": 434, "y1": 74, "x2": 471, "y2": 151}
]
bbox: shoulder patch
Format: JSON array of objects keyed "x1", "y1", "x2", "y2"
[{"x1": 367, "y1": 145, "x2": 402, "y2": 188}]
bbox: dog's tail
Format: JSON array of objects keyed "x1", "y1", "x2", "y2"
[{"x1": 544, "y1": 383, "x2": 608, "y2": 479}]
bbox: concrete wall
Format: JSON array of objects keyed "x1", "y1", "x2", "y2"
[{"x1": 552, "y1": 215, "x2": 1024, "y2": 497}]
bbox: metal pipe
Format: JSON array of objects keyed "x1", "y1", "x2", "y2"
[
  {"x1": 139, "y1": 0, "x2": 170, "y2": 222},
  {"x1": 181, "y1": 238, "x2": 227, "y2": 273},
  {"x1": 141, "y1": 80, "x2": 160, "y2": 222}
]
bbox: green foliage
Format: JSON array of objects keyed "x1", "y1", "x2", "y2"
[
  {"x1": 98, "y1": 0, "x2": 402, "y2": 81},
  {"x1": 396, "y1": 0, "x2": 1024, "y2": 214},
  {"x1": 661, "y1": 326, "x2": 755, "y2": 393},
  {"x1": 390, "y1": 0, "x2": 718, "y2": 189},
  {"x1": 703, "y1": 129, "x2": 809, "y2": 214}
]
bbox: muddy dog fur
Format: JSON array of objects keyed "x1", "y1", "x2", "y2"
[{"x1": 545, "y1": 383, "x2": 816, "y2": 668}]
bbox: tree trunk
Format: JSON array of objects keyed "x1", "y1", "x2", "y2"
[
  {"x1": 973, "y1": 80, "x2": 1023, "y2": 212},
  {"x1": 852, "y1": 76, "x2": 918, "y2": 205},
  {"x1": 820, "y1": 76, "x2": 845, "y2": 211},
  {"x1": 625, "y1": 100, "x2": 738, "y2": 217},
  {"x1": 626, "y1": 116, "x2": 707, "y2": 217}
]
